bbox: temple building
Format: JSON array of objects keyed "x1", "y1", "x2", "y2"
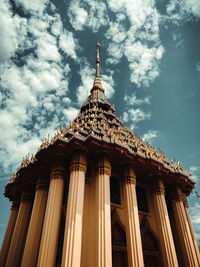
[{"x1": 0, "y1": 43, "x2": 200, "y2": 267}]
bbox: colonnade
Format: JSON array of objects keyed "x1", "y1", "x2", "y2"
[{"x1": 0, "y1": 149, "x2": 199, "y2": 267}]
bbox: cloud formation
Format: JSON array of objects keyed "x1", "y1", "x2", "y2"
[
  {"x1": 0, "y1": 0, "x2": 79, "y2": 172},
  {"x1": 68, "y1": 0, "x2": 108, "y2": 32},
  {"x1": 143, "y1": 129, "x2": 159, "y2": 142},
  {"x1": 67, "y1": 0, "x2": 165, "y2": 88},
  {"x1": 106, "y1": 0, "x2": 164, "y2": 87},
  {"x1": 124, "y1": 92, "x2": 150, "y2": 106},
  {"x1": 123, "y1": 108, "x2": 151, "y2": 129},
  {"x1": 166, "y1": 0, "x2": 200, "y2": 20},
  {"x1": 190, "y1": 166, "x2": 199, "y2": 182}
]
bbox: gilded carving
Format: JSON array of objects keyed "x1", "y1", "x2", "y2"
[{"x1": 50, "y1": 167, "x2": 65, "y2": 180}]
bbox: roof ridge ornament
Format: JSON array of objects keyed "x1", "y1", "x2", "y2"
[{"x1": 91, "y1": 42, "x2": 104, "y2": 93}]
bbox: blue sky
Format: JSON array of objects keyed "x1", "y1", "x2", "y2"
[{"x1": 0, "y1": 0, "x2": 200, "y2": 248}]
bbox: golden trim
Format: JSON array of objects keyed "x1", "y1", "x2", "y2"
[
  {"x1": 121, "y1": 177, "x2": 136, "y2": 185},
  {"x1": 70, "y1": 162, "x2": 87, "y2": 173},
  {"x1": 50, "y1": 167, "x2": 65, "y2": 180}
]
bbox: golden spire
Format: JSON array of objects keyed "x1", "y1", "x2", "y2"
[{"x1": 91, "y1": 42, "x2": 104, "y2": 93}]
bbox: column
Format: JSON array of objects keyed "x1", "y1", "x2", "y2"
[
  {"x1": 37, "y1": 161, "x2": 65, "y2": 267},
  {"x1": 182, "y1": 194, "x2": 200, "y2": 265},
  {"x1": 168, "y1": 184, "x2": 199, "y2": 267},
  {"x1": 0, "y1": 199, "x2": 19, "y2": 266},
  {"x1": 21, "y1": 178, "x2": 49, "y2": 267},
  {"x1": 95, "y1": 153, "x2": 112, "y2": 267},
  {"x1": 81, "y1": 177, "x2": 90, "y2": 267},
  {"x1": 61, "y1": 150, "x2": 87, "y2": 267},
  {"x1": 121, "y1": 163, "x2": 144, "y2": 267},
  {"x1": 6, "y1": 191, "x2": 33, "y2": 267},
  {"x1": 151, "y1": 179, "x2": 178, "y2": 267}
]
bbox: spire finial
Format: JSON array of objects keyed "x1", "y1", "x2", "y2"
[
  {"x1": 96, "y1": 42, "x2": 100, "y2": 60},
  {"x1": 91, "y1": 42, "x2": 104, "y2": 93}
]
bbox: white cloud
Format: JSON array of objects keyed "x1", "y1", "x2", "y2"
[
  {"x1": 143, "y1": 130, "x2": 159, "y2": 142},
  {"x1": 68, "y1": 0, "x2": 109, "y2": 32},
  {"x1": 59, "y1": 31, "x2": 78, "y2": 60},
  {"x1": 0, "y1": 0, "x2": 27, "y2": 63},
  {"x1": 190, "y1": 166, "x2": 199, "y2": 182},
  {"x1": 107, "y1": 43, "x2": 124, "y2": 64},
  {"x1": 63, "y1": 107, "x2": 79, "y2": 121},
  {"x1": 166, "y1": 0, "x2": 200, "y2": 21},
  {"x1": 68, "y1": 2, "x2": 88, "y2": 31},
  {"x1": 106, "y1": 0, "x2": 164, "y2": 87},
  {"x1": 76, "y1": 64, "x2": 94, "y2": 104},
  {"x1": 15, "y1": 0, "x2": 48, "y2": 15},
  {"x1": 124, "y1": 92, "x2": 150, "y2": 105},
  {"x1": 123, "y1": 108, "x2": 151, "y2": 128},
  {"x1": 0, "y1": 0, "x2": 78, "y2": 173},
  {"x1": 196, "y1": 62, "x2": 200, "y2": 79},
  {"x1": 36, "y1": 34, "x2": 61, "y2": 61},
  {"x1": 51, "y1": 16, "x2": 63, "y2": 36},
  {"x1": 101, "y1": 74, "x2": 115, "y2": 99},
  {"x1": 125, "y1": 42, "x2": 164, "y2": 87},
  {"x1": 67, "y1": 0, "x2": 164, "y2": 88},
  {"x1": 105, "y1": 22, "x2": 126, "y2": 43}
]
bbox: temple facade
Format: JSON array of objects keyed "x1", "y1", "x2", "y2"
[{"x1": 0, "y1": 43, "x2": 200, "y2": 267}]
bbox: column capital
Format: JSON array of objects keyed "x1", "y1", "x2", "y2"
[
  {"x1": 121, "y1": 163, "x2": 136, "y2": 185},
  {"x1": 21, "y1": 191, "x2": 34, "y2": 202},
  {"x1": 36, "y1": 178, "x2": 49, "y2": 191},
  {"x1": 151, "y1": 178, "x2": 165, "y2": 196},
  {"x1": 182, "y1": 193, "x2": 189, "y2": 208},
  {"x1": 50, "y1": 158, "x2": 66, "y2": 180},
  {"x1": 96, "y1": 152, "x2": 111, "y2": 176},
  {"x1": 70, "y1": 149, "x2": 87, "y2": 173},
  {"x1": 167, "y1": 183, "x2": 183, "y2": 202},
  {"x1": 11, "y1": 199, "x2": 20, "y2": 210}
]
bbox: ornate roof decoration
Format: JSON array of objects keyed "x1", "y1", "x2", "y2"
[
  {"x1": 91, "y1": 42, "x2": 104, "y2": 93},
  {"x1": 6, "y1": 43, "x2": 195, "y2": 194}
]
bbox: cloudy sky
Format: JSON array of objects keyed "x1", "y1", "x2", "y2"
[{"x1": 0, "y1": 0, "x2": 200, "y2": 248}]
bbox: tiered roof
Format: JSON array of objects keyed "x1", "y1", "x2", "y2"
[{"x1": 5, "y1": 43, "x2": 195, "y2": 199}]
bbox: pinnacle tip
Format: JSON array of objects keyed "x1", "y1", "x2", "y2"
[{"x1": 96, "y1": 42, "x2": 101, "y2": 48}]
